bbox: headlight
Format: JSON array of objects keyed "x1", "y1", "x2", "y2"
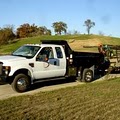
[{"x1": 3, "y1": 66, "x2": 11, "y2": 75}]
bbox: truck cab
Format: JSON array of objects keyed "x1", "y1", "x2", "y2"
[{"x1": 31, "y1": 44, "x2": 67, "y2": 80}]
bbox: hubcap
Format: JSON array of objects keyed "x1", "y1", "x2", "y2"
[
  {"x1": 85, "y1": 72, "x2": 92, "y2": 81},
  {"x1": 17, "y1": 78, "x2": 27, "y2": 90}
]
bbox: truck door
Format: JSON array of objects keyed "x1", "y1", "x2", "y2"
[
  {"x1": 33, "y1": 46, "x2": 66, "y2": 79},
  {"x1": 54, "y1": 46, "x2": 66, "y2": 76}
]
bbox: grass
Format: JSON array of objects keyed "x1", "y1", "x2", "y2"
[{"x1": 1, "y1": 78, "x2": 120, "y2": 120}]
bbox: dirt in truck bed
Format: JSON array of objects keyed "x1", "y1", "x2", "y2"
[{"x1": 68, "y1": 39, "x2": 101, "y2": 52}]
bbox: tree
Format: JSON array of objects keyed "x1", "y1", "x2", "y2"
[
  {"x1": 0, "y1": 25, "x2": 16, "y2": 44},
  {"x1": 45, "y1": 29, "x2": 51, "y2": 35},
  {"x1": 38, "y1": 26, "x2": 47, "y2": 35},
  {"x1": 52, "y1": 21, "x2": 67, "y2": 35},
  {"x1": 16, "y1": 23, "x2": 33, "y2": 38},
  {"x1": 84, "y1": 19, "x2": 95, "y2": 35},
  {"x1": 34, "y1": 26, "x2": 51, "y2": 36},
  {"x1": 17, "y1": 24, "x2": 51, "y2": 38}
]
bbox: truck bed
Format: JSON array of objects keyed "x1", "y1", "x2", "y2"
[{"x1": 73, "y1": 51, "x2": 104, "y2": 67}]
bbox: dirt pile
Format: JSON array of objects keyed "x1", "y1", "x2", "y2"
[{"x1": 68, "y1": 39, "x2": 101, "y2": 52}]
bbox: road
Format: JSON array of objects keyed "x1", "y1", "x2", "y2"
[
  {"x1": 0, "y1": 74, "x2": 120, "y2": 100},
  {"x1": 0, "y1": 79, "x2": 84, "y2": 100}
]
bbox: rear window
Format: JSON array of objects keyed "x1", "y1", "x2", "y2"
[{"x1": 55, "y1": 47, "x2": 63, "y2": 58}]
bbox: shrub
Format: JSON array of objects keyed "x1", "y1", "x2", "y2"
[{"x1": 0, "y1": 26, "x2": 16, "y2": 45}]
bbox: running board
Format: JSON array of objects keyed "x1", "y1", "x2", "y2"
[{"x1": 33, "y1": 77, "x2": 66, "y2": 84}]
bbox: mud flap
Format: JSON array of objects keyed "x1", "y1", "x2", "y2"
[{"x1": 89, "y1": 65, "x2": 95, "y2": 78}]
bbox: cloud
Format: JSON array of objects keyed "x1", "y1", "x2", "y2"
[{"x1": 101, "y1": 15, "x2": 111, "y2": 24}]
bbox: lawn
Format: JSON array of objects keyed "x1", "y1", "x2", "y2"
[{"x1": 1, "y1": 78, "x2": 120, "y2": 120}]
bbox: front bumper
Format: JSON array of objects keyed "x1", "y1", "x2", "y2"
[
  {"x1": 0, "y1": 78, "x2": 6, "y2": 85},
  {"x1": 0, "y1": 74, "x2": 7, "y2": 83},
  {"x1": 0, "y1": 63, "x2": 11, "y2": 83}
]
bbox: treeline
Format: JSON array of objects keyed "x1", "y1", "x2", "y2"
[
  {"x1": 16, "y1": 24, "x2": 51, "y2": 38},
  {"x1": 0, "y1": 19, "x2": 95, "y2": 45},
  {"x1": 0, "y1": 21, "x2": 67, "y2": 45},
  {"x1": 0, "y1": 23, "x2": 52, "y2": 45}
]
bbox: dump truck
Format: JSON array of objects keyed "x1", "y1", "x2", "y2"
[{"x1": 0, "y1": 40, "x2": 110, "y2": 92}]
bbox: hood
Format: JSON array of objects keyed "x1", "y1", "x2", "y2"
[{"x1": 0, "y1": 55, "x2": 26, "y2": 63}]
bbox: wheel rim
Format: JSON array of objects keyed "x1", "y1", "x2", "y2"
[
  {"x1": 85, "y1": 72, "x2": 92, "y2": 81},
  {"x1": 17, "y1": 78, "x2": 28, "y2": 91}
]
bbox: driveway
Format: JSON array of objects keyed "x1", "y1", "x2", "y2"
[
  {"x1": 0, "y1": 79, "x2": 84, "y2": 100},
  {"x1": 0, "y1": 74, "x2": 120, "y2": 100}
]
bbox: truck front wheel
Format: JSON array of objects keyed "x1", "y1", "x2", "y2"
[
  {"x1": 82, "y1": 69, "x2": 93, "y2": 82},
  {"x1": 12, "y1": 74, "x2": 30, "y2": 93}
]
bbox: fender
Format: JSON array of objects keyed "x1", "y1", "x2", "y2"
[{"x1": 9, "y1": 65, "x2": 34, "y2": 81}]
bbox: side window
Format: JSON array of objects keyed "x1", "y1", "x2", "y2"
[
  {"x1": 37, "y1": 47, "x2": 54, "y2": 61},
  {"x1": 55, "y1": 47, "x2": 63, "y2": 58}
]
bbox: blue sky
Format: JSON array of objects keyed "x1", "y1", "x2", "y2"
[{"x1": 0, "y1": 0, "x2": 120, "y2": 37}]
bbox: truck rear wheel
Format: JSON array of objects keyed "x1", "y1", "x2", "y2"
[
  {"x1": 82, "y1": 68, "x2": 93, "y2": 82},
  {"x1": 12, "y1": 74, "x2": 30, "y2": 93}
]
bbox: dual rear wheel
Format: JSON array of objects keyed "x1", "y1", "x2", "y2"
[{"x1": 77, "y1": 68, "x2": 93, "y2": 82}]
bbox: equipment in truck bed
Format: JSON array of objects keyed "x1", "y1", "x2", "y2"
[{"x1": 107, "y1": 45, "x2": 120, "y2": 72}]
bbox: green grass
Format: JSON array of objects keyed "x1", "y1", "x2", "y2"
[
  {"x1": 1, "y1": 78, "x2": 120, "y2": 120},
  {"x1": 0, "y1": 34, "x2": 120, "y2": 54}
]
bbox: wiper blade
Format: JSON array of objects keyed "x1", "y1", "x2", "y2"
[
  {"x1": 12, "y1": 54, "x2": 33, "y2": 59},
  {"x1": 12, "y1": 54, "x2": 25, "y2": 57}
]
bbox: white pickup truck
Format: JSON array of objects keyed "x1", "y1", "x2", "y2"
[{"x1": 0, "y1": 40, "x2": 110, "y2": 92}]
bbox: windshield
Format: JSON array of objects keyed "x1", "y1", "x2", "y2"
[{"x1": 12, "y1": 45, "x2": 40, "y2": 58}]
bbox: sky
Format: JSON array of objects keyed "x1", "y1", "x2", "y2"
[{"x1": 0, "y1": 0, "x2": 120, "y2": 37}]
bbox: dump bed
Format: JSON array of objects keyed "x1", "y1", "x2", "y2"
[{"x1": 73, "y1": 51, "x2": 104, "y2": 67}]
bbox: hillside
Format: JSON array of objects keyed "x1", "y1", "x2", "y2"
[{"x1": 0, "y1": 34, "x2": 120, "y2": 54}]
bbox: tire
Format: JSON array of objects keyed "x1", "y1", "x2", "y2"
[
  {"x1": 11, "y1": 74, "x2": 30, "y2": 93},
  {"x1": 82, "y1": 68, "x2": 93, "y2": 82}
]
